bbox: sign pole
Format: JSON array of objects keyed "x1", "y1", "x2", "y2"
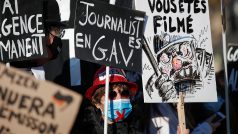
[
  {"x1": 103, "y1": 2, "x2": 115, "y2": 134},
  {"x1": 177, "y1": 91, "x2": 186, "y2": 134},
  {"x1": 104, "y1": 66, "x2": 110, "y2": 134},
  {"x1": 221, "y1": 0, "x2": 231, "y2": 133},
  {"x1": 142, "y1": 35, "x2": 187, "y2": 134}
]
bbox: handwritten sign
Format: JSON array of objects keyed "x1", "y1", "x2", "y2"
[
  {"x1": 0, "y1": 63, "x2": 82, "y2": 134},
  {"x1": 136, "y1": 0, "x2": 217, "y2": 102},
  {"x1": 0, "y1": 0, "x2": 47, "y2": 62},
  {"x1": 228, "y1": 43, "x2": 238, "y2": 92},
  {"x1": 74, "y1": 0, "x2": 145, "y2": 72}
]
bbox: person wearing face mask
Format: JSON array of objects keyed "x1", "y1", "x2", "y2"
[
  {"x1": 35, "y1": 0, "x2": 66, "y2": 65},
  {"x1": 79, "y1": 66, "x2": 145, "y2": 134},
  {"x1": 31, "y1": 0, "x2": 66, "y2": 80}
]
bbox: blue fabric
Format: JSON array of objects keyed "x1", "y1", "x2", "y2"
[
  {"x1": 203, "y1": 96, "x2": 224, "y2": 112},
  {"x1": 70, "y1": 58, "x2": 81, "y2": 86}
]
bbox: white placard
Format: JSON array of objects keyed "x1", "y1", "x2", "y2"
[{"x1": 135, "y1": 0, "x2": 217, "y2": 102}]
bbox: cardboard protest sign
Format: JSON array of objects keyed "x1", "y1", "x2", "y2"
[
  {"x1": 227, "y1": 43, "x2": 238, "y2": 92},
  {"x1": 0, "y1": 0, "x2": 47, "y2": 62},
  {"x1": 135, "y1": 0, "x2": 217, "y2": 102},
  {"x1": 0, "y1": 63, "x2": 82, "y2": 134},
  {"x1": 74, "y1": 0, "x2": 145, "y2": 72}
]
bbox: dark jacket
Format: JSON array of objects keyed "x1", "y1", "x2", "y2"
[{"x1": 79, "y1": 103, "x2": 144, "y2": 134}]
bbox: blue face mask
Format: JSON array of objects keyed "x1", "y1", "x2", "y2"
[{"x1": 104, "y1": 99, "x2": 132, "y2": 122}]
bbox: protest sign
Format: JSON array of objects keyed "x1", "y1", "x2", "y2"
[
  {"x1": 74, "y1": 0, "x2": 145, "y2": 72},
  {"x1": 0, "y1": 63, "x2": 82, "y2": 134},
  {"x1": 227, "y1": 43, "x2": 238, "y2": 92},
  {"x1": 136, "y1": 0, "x2": 217, "y2": 102},
  {"x1": 0, "y1": 0, "x2": 47, "y2": 62}
]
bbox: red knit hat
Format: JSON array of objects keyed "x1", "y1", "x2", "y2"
[{"x1": 85, "y1": 66, "x2": 138, "y2": 100}]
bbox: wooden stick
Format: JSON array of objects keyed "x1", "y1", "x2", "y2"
[
  {"x1": 177, "y1": 92, "x2": 186, "y2": 134},
  {"x1": 104, "y1": 1, "x2": 115, "y2": 134},
  {"x1": 103, "y1": 66, "x2": 110, "y2": 134}
]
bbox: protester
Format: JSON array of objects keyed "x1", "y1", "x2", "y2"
[
  {"x1": 35, "y1": 0, "x2": 66, "y2": 66},
  {"x1": 211, "y1": 70, "x2": 238, "y2": 134},
  {"x1": 78, "y1": 66, "x2": 144, "y2": 133}
]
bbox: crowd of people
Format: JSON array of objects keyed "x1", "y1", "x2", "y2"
[{"x1": 5, "y1": 0, "x2": 237, "y2": 134}]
